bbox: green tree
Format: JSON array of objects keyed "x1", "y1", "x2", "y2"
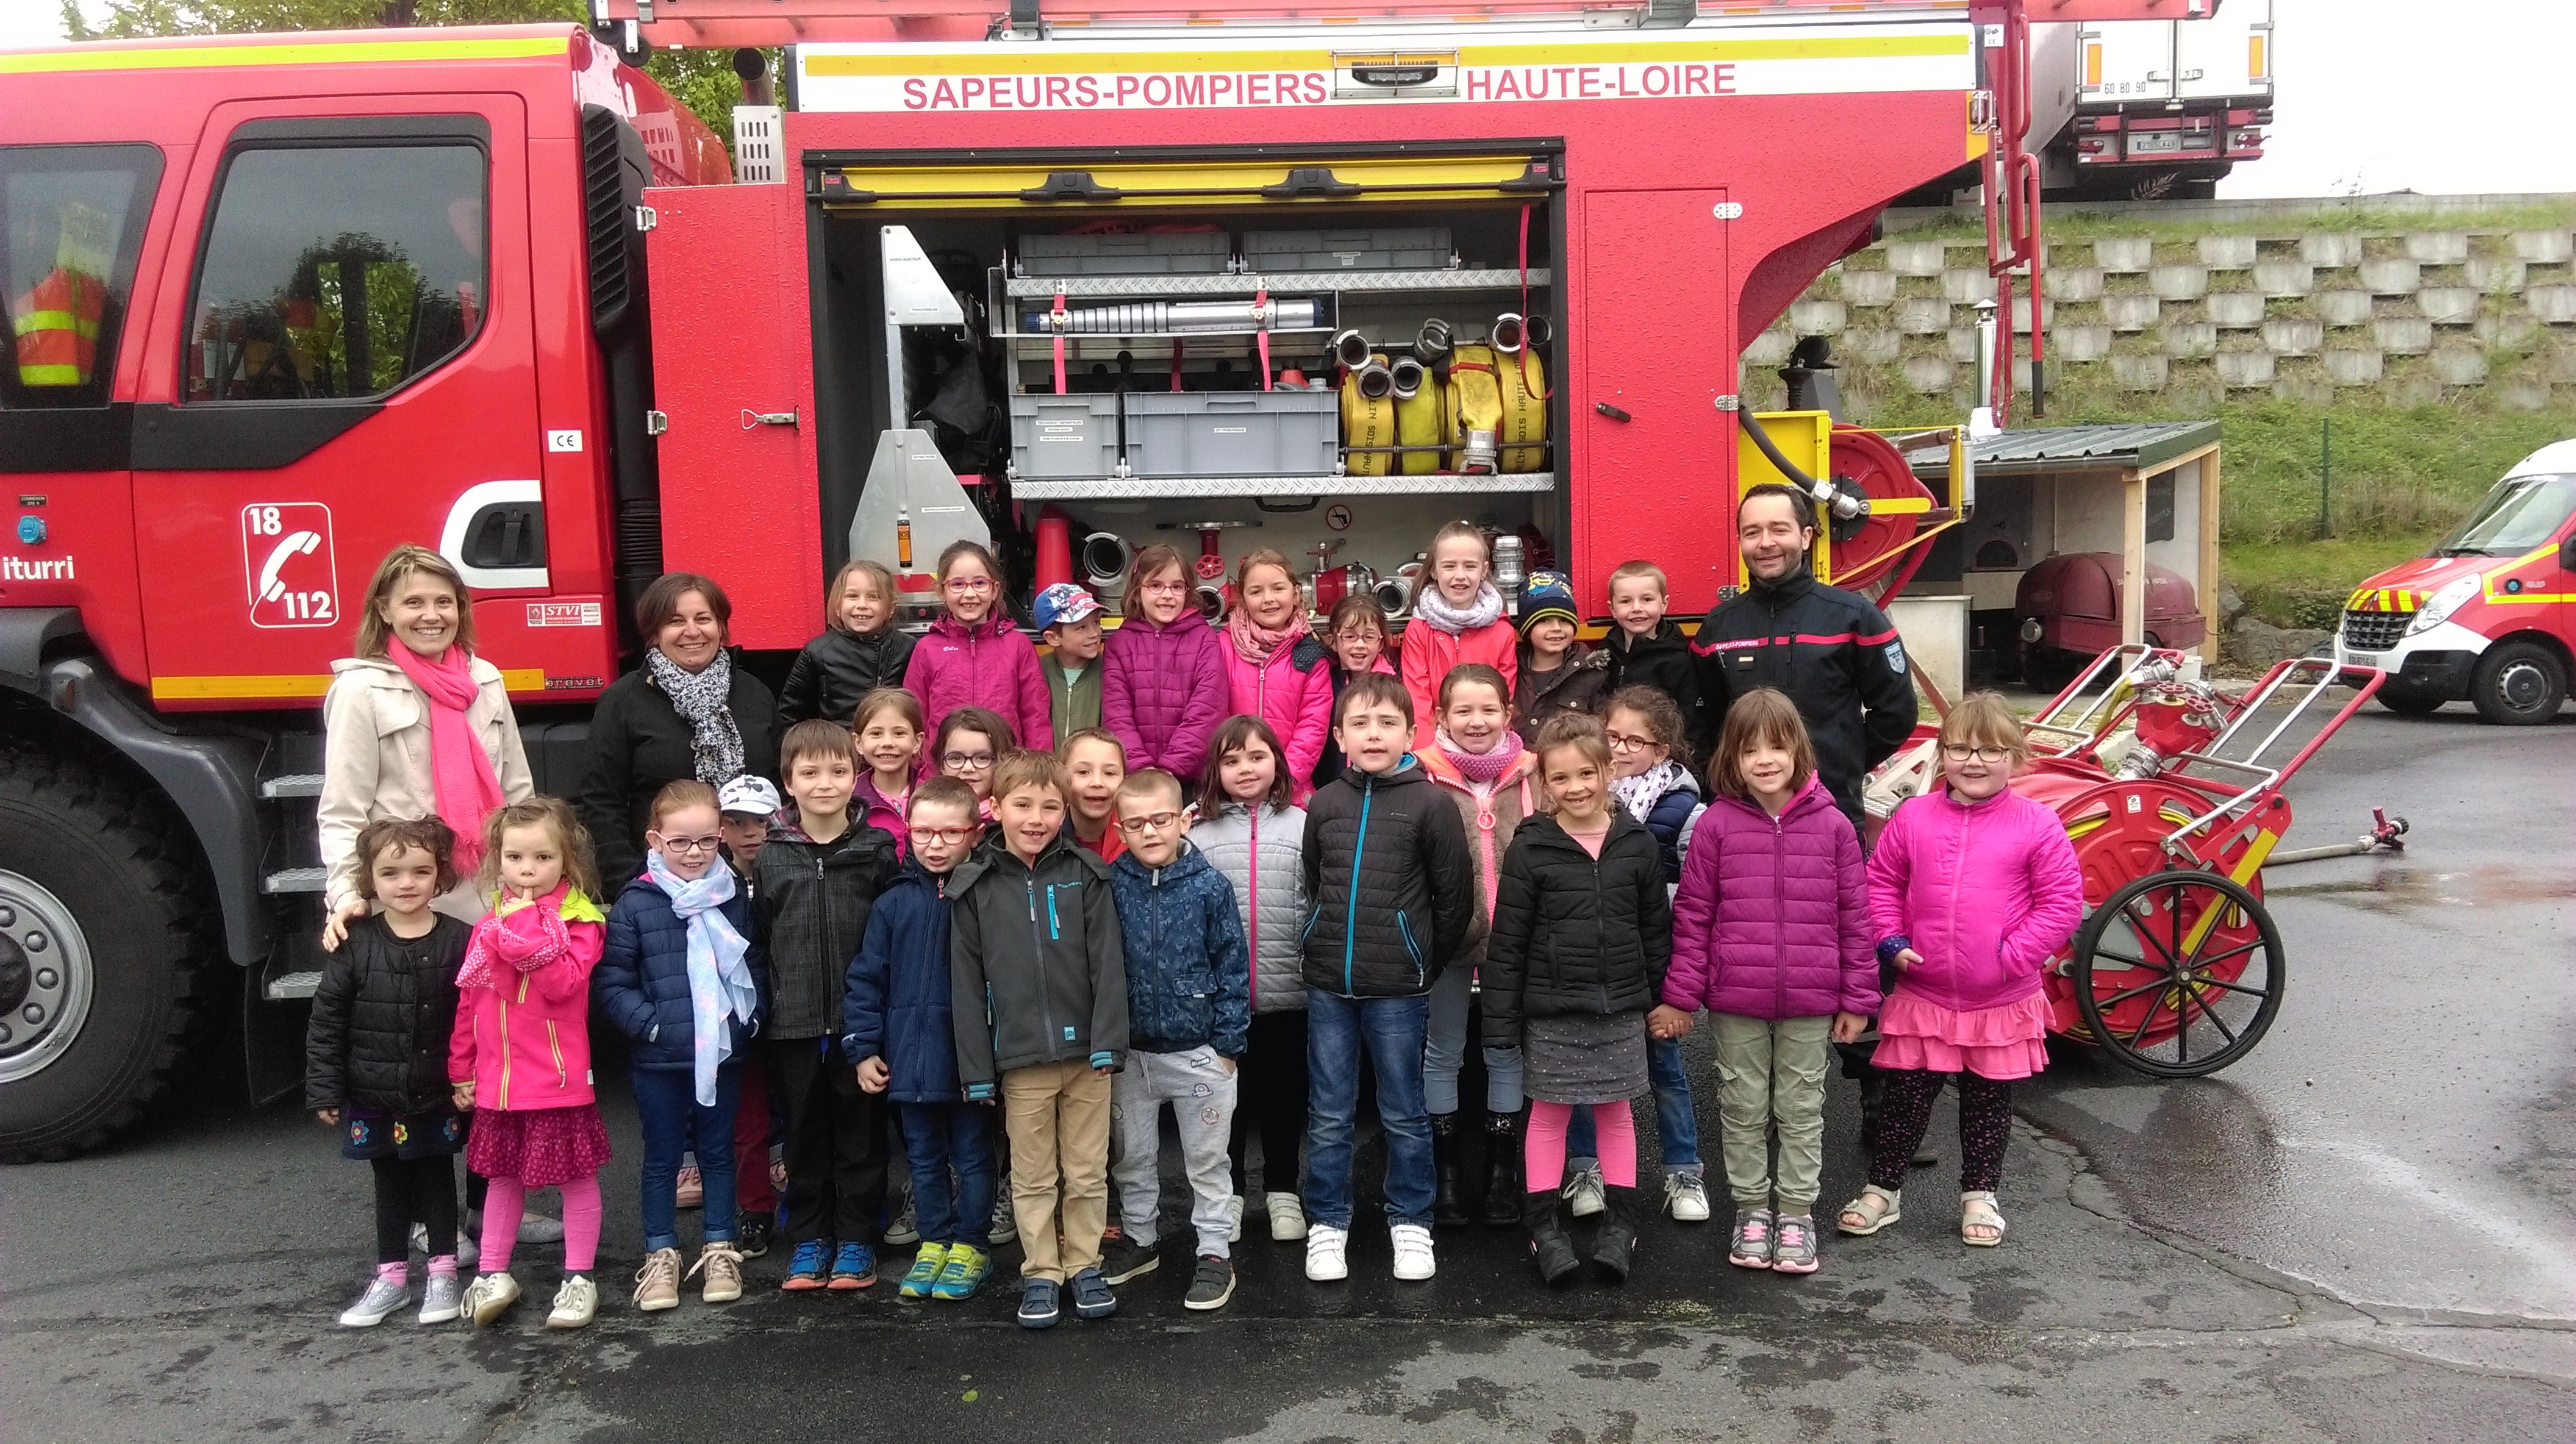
[{"x1": 57, "y1": 0, "x2": 765, "y2": 151}]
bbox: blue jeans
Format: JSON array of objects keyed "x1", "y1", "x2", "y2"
[
  {"x1": 1568, "y1": 1034, "x2": 1701, "y2": 1176},
  {"x1": 896, "y1": 1100, "x2": 996, "y2": 1251},
  {"x1": 633, "y1": 1063, "x2": 742, "y2": 1252},
  {"x1": 1303, "y1": 990, "x2": 1435, "y2": 1230},
  {"x1": 1422, "y1": 962, "x2": 1526, "y2": 1115}
]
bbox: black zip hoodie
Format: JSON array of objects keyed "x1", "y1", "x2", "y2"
[
  {"x1": 948, "y1": 832, "x2": 1129, "y2": 1097},
  {"x1": 1298, "y1": 756, "x2": 1475, "y2": 999},
  {"x1": 1602, "y1": 617, "x2": 1706, "y2": 745}
]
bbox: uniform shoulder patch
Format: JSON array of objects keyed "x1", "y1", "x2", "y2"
[{"x1": 1884, "y1": 640, "x2": 1908, "y2": 675}]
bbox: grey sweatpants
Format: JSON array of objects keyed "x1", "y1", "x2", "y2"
[{"x1": 1111, "y1": 1046, "x2": 1240, "y2": 1258}]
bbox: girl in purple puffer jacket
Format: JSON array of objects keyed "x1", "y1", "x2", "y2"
[
  {"x1": 1837, "y1": 692, "x2": 2083, "y2": 1253},
  {"x1": 1658, "y1": 689, "x2": 1875, "y2": 1276},
  {"x1": 1101, "y1": 543, "x2": 1230, "y2": 788}
]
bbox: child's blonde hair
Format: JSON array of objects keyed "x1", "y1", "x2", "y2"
[
  {"x1": 1533, "y1": 712, "x2": 1613, "y2": 774},
  {"x1": 853, "y1": 685, "x2": 925, "y2": 737},
  {"x1": 1711, "y1": 688, "x2": 1814, "y2": 799},
  {"x1": 1233, "y1": 546, "x2": 1297, "y2": 594},
  {"x1": 1938, "y1": 692, "x2": 2030, "y2": 765},
  {"x1": 649, "y1": 779, "x2": 721, "y2": 832},
  {"x1": 990, "y1": 748, "x2": 1070, "y2": 804},
  {"x1": 827, "y1": 557, "x2": 896, "y2": 633},
  {"x1": 1437, "y1": 662, "x2": 1511, "y2": 714},
  {"x1": 1426, "y1": 520, "x2": 1492, "y2": 567},
  {"x1": 1606, "y1": 560, "x2": 1667, "y2": 598},
  {"x1": 478, "y1": 796, "x2": 600, "y2": 901},
  {"x1": 1058, "y1": 725, "x2": 1126, "y2": 767}
]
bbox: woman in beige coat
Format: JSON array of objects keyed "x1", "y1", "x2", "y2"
[{"x1": 318, "y1": 545, "x2": 533, "y2": 945}]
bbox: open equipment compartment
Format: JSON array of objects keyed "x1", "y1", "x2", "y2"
[{"x1": 810, "y1": 145, "x2": 1569, "y2": 621}]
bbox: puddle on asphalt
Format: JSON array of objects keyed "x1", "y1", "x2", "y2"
[{"x1": 2262, "y1": 862, "x2": 2576, "y2": 910}]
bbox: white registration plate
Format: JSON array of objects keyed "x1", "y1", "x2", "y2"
[
  {"x1": 2127, "y1": 131, "x2": 2183, "y2": 154},
  {"x1": 2345, "y1": 651, "x2": 2380, "y2": 667}
]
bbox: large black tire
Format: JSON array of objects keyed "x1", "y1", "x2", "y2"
[
  {"x1": 0, "y1": 740, "x2": 211, "y2": 1162},
  {"x1": 2373, "y1": 679, "x2": 2447, "y2": 717},
  {"x1": 2469, "y1": 640, "x2": 2569, "y2": 726}
]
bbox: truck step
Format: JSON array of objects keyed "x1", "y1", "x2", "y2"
[
  {"x1": 260, "y1": 773, "x2": 324, "y2": 799},
  {"x1": 262, "y1": 867, "x2": 327, "y2": 895},
  {"x1": 265, "y1": 971, "x2": 323, "y2": 1001}
]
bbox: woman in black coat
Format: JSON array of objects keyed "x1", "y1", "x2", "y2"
[{"x1": 579, "y1": 573, "x2": 780, "y2": 896}]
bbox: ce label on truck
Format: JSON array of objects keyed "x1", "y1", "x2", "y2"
[{"x1": 242, "y1": 502, "x2": 341, "y2": 629}]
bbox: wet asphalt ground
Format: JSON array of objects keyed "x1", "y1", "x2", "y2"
[{"x1": 2, "y1": 699, "x2": 2568, "y2": 1442}]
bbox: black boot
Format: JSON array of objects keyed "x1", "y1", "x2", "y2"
[
  {"x1": 1592, "y1": 1185, "x2": 1640, "y2": 1284},
  {"x1": 1430, "y1": 1113, "x2": 1469, "y2": 1228},
  {"x1": 1526, "y1": 1190, "x2": 1580, "y2": 1285},
  {"x1": 1479, "y1": 1110, "x2": 1523, "y2": 1228}
]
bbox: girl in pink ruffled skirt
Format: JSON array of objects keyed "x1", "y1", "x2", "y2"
[{"x1": 1837, "y1": 693, "x2": 2083, "y2": 1248}]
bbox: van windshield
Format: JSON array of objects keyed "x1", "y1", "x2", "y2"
[{"x1": 2436, "y1": 474, "x2": 2576, "y2": 556}]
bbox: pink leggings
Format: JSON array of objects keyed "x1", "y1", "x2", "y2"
[
  {"x1": 1525, "y1": 1100, "x2": 1636, "y2": 1192},
  {"x1": 480, "y1": 1173, "x2": 602, "y2": 1274}
]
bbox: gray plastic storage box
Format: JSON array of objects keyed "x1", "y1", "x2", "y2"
[
  {"x1": 1018, "y1": 232, "x2": 1233, "y2": 277},
  {"x1": 1010, "y1": 393, "x2": 1122, "y2": 479},
  {"x1": 1242, "y1": 227, "x2": 1454, "y2": 271},
  {"x1": 1123, "y1": 389, "x2": 1339, "y2": 477}
]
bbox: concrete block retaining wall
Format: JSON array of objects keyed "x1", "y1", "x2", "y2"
[{"x1": 1743, "y1": 206, "x2": 2576, "y2": 414}]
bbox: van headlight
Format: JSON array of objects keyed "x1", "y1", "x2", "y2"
[{"x1": 2406, "y1": 575, "x2": 2481, "y2": 636}]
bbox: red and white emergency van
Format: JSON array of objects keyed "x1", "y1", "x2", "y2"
[{"x1": 2334, "y1": 440, "x2": 2576, "y2": 724}]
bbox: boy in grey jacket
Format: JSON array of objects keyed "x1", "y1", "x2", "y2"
[{"x1": 950, "y1": 749, "x2": 1128, "y2": 1329}]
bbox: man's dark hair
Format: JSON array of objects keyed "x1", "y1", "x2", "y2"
[{"x1": 1737, "y1": 482, "x2": 1817, "y2": 534}]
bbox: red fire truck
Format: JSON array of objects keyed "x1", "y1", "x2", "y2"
[{"x1": 0, "y1": 1, "x2": 2190, "y2": 1158}]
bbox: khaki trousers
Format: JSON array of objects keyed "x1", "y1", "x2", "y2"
[
  {"x1": 1711, "y1": 1013, "x2": 1834, "y2": 1212},
  {"x1": 1002, "y1": 1060, "x2": 1113, "y2": 1282}
]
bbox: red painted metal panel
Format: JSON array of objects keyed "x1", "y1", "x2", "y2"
[{"x1": 642, "y1": 181, "x2": 820, "y2": 652}]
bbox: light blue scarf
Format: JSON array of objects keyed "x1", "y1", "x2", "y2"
[{"x1": 646, "y1": 851, "x2": 759, "y2": 1106}]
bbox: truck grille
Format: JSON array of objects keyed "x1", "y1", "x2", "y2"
[{"x1": 2341, "y1": 609, "x2": 2409, "y2": 651}]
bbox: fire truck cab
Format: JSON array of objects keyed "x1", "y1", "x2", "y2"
[{"x1": 2334, "y1": 441, "x2": 2576, "y2": 724}]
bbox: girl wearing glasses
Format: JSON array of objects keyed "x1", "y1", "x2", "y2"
[
  {"x1": 1839, "y1": 692, "x2": 2083, "y2": 1252},
  {"x1": 596, "y1": 780, "x2": 769, "y2": 1316},
  {"x1": 931, "y1": 707, "x2": 1016, "y2": 822},
  {"x1": 901, "y1": 541, "x2": 1051, "y2": 751}
]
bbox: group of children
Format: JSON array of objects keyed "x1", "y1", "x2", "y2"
[{"x1": 306, "y1": 521, "x2": 2085, "y2": 1332}]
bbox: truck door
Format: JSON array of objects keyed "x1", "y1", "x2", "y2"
[
  {"x1": 2174, "y1": 0, "x2": 2270, "y2": 104},
  {"x1": 2081, "y1": 23, "x2": 2177, "y2": 105},
  {"x1": 129, "y1": 98, "x2": 544, "y2": 707}
]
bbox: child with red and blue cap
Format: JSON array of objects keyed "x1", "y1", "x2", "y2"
[{"x1": 1034, "y1": 582, "x2": 1105, "y2": 752}]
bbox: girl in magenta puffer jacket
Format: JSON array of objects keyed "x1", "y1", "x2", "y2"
[
  {"x1": 1658, "y1": 689, "x2": 1875, "y2": 1276},
  {"x1": 1222, "y1": 549, "x2": 1335, "y2": 801},
  {"x1": 900, "y1": 542, "x2": 1050, "y2": 749},
  {"x1": 1837, "y1": 692, "x2": 2083, "y2": 1254},
  {"x1": 1101, "y1": 543, "x2": 1230, "y2": 785}
]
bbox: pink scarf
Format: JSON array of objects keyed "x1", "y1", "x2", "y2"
[
  {"x1": 456, "y1": 882, "x2": 572, "y2": 992},
  {"x1": 1436, "y1": 729, "x2": 1525, "y2": 785},
  {"x1": 1434, "y1": 730, "x2": 1531, "y2": 921},
  {"x1": 390, "y1": 642, "x2": 506, "y2": 876},
  {"x1": 1227, "y1": 606, "x2": 1309, "y2": 666}
]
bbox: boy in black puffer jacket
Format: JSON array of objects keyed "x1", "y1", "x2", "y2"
[
  {"x1": 1298, "y1": 674, "x2": 1475, "y2": 1286},
  {"x1": 1098, "y1": 768, "x2": 1251, "y2": 1312}
]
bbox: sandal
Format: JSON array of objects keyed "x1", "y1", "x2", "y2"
[
  {"x1": 1836, "y1": 1185, "x2": 1902, "y2": 1237},
  {"x1": 1960, "y1": 1190, "x2": 2005, "y2": 1247}
]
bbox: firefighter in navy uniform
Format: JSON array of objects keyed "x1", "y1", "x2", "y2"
[{"x1": 1690, "y1": 481, "x2": 1922, "y2": 1154}]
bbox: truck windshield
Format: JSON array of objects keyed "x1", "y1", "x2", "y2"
[{"x1": 2436, "y1": 474, "x2": 2576, "y2": 556}]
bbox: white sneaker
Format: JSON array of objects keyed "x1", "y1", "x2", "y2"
[
  {"x1": 544, "y1": 1274, "x2": 598, "y2": 1329},
  {"x1": 1304, "y1": 1223, "x2": 1349, "y2": 1282},
  {"x1": 1226, "y1": 1193, "x2": 1244, "y2": 1244},
  {"x1": 1564, "y1": 1162, "x2": 1606, "y2": 1218},
  {"x1": 1665, "y1": 1171, "x2": 1712, "y2": 1223},
  {"x1": 1266, "y1": 1193, "x2": 1309, "y2": 1242},
  {"x1": 462, "y1": 1271, "x2": 520, "y2": 1328},
  {"x1": 1389, "y1": 1222, "x2": 1436, "y2": 1282}
]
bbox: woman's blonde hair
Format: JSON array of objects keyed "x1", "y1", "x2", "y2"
[
  {"x1": 478, "y1": 796, "x2": 600, "y2": 901},
  {"x1": 827, "y1": 557, "x2": 897, "y2": 634},
  {"x1": 353, "y1": 544, "x2": 475, "y2": 660},
  {"x1": 1711, "y1": 688, "x2": 1816, "y2": 800},
  {"x1": 1938, "y1": 691, "x2": 2030, "y2": 765}
]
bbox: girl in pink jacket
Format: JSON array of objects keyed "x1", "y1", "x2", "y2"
[
  {"x1": 1223, "y1": 549, "x2": 1335, "y2": 802},
  {"x1": 1399, "y1": 522, "x2": 1519, "y2": 751},
  {"x1": 1101, "y1": 543, "x2": 1231, "y2": 784},
  {"x1": 448, "y1": 798, "x2": 611, "y2": 1331},
  {"x1": 900, "y1": 542, "x2": 1050, "y2": 749},
  {"x1": 1837, "y1": 693, "x2": 2083, "y2": 1252}
]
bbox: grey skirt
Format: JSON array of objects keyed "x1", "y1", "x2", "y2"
[{"x1": 1523, "y1": 1010, "x2": 1649, "y2": 1105}]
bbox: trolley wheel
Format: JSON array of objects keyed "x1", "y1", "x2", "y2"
[{"x1": 2072, "y1": 868, "x2": 2284, "y2": 1079}]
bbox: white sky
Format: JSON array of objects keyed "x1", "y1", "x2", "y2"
[{"x1": 5, "y1": 0, "x2": 2573, "y2": 199}]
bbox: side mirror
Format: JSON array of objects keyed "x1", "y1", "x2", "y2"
[{"x1": 2560, "y1": 532, "x2": 2576, "y2": 574}]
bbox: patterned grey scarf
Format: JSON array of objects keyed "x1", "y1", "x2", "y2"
[{"x1": 644, "y1": 646, "x2": 746, "y2": 786}]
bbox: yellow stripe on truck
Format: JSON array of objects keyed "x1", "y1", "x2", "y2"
[
  {"x1": 154, "y1": 668, "x2": 545, "y2": 701},
  {"x1": 803, "y1": 31, "x2": 1965, "y2": 77},
  {"x1": 0, "y1": 33, "x2": 567, "y2": 76}
]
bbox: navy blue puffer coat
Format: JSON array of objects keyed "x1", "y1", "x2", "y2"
[
  {"x1": 839, "y1": 860, "x2": 965, "y2": 1103},
  {"x1": 595, "y1": 872, "x2": 769, "y2": 1072},
  {"x1": 1108, "y1": 843, "x2": 1251, "y2": 1058}
]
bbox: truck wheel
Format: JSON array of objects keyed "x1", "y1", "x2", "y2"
[
  {"x1": 2373, "y1": 680, "x2": 2447, "y2": 717},
  {"x1": 2469, "y1": 640, "x2": 2568, "y2": 726},
  {"x1": 0, "y1": 742, "x2": 209, "y2": 1162}
]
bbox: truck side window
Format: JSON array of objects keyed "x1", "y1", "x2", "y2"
[
  {"x1": 185, "y1": 143, "x2": 485, "y2": 403},
  {"x1": 0, "y1": 144, "x2": 161, "y2": 410}
]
